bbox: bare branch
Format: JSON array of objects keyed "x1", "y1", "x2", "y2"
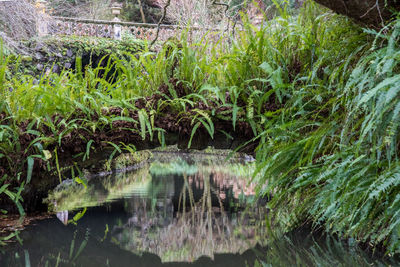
[
  {"x1": 0, "y1": 0, "x2": 45, "y2": 54},
  {"x1": 150, "y1": 0, "x2": 171, "y2": 47},
  {"x1": 210, "y1": 0, "x2": 229, "y2": 13},
  {"x1": 137, "y1": 0, "x2": 147, "y2": 23}
]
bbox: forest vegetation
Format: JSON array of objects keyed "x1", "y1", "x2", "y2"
[{"x1": 0, "y1": 0, "x2": 400, "y2": 258}]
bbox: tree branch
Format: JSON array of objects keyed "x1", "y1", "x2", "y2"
[
  {"x1": 137, "y1": 0, "x2": 147, "y2": 23},
  {"x1": 150, "y1": 0, "x2": 171, "y2": 47},
  {"x1": 210, "y1": 0, "x2": 230, "y2": 13},
  {"x1": 210, "y1": 0, "x2": 241, "y2": 37}
]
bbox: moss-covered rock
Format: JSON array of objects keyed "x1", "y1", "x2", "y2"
[
  {"x1": 112, "y1": 150, "x2": 153, "y2": 170},
  {"x1": 12, "y1": 35, "x2": 145, "y2": 77}
]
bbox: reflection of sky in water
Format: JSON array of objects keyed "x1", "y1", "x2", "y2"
[{"x1": 0, "y1": 153, "x2": 397, "y2": 266}]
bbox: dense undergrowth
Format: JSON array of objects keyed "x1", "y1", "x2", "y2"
[{"x1": 0, "y1": 0, "x2": 399, "y2": 255}]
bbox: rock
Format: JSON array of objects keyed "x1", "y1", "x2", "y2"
[
  {"x1": 244, "y1": 154, "x2": 255, "y2": 162},
  {"x1": 64, "y1": 62, "x2": 72, "y2": 69},
  {"x1": 21, "y1": 56, "x2": 32, "y2": 62},
  {"x1": 52, "y1": 64, "x2": 59, "y2": 73},
  {"x1": 35, "y1": 52, "x2": 44, "y2": 60},
  {"x1": 48, "y1": 47, "x2": 58, "y2": 54},
  {"x1": 67, "y1": 49, "x2": 73, "y2": 57},
  {"x1": 36, "y1": 64, "x2": 44, "y2": 71},
  {"x1": 35, "y1": 43, "x2": 44, "y2": 50},
  {"x1": 54, "y1": 179, "x2": 75, "y2": 191}
]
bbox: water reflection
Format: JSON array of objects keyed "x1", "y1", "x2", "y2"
[
  {"x1": 111, "y1": 170, "x2": 264, "y2": 262},
  {"x1": 0, "y1": 152, "x2": 397, "y2": 266},
  {"x1": 56, "y1": 210, "x2": 69, "y2": 226},
  {"x1": 1, "y1": 153, "x2": 266, "y2": 266}
]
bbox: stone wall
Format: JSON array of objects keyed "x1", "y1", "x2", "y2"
[
  {"x1": 51, "y1": 18, "x2": 114, "y2": 38},
  {"x1": 16, "y1": 35, "x2": 145, "y2": 77},
  {"x1": 50, "y1": 17, "x2": 220, "y2": 43}
]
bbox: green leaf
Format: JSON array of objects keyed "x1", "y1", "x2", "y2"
[
  {"x1": 43, "y1": 150, "x2": 52, "y2": 160},
  {"x1": 138, "y1": 110, "x2": 148, "y2": 140},
  {"x1": 73, "y1": 208, "x2": 87, "y2": 222},
  {"x1": 83, "y1": 140, "x2": 94, "y2": 161},
  {"x1": 74, "y1": 177, "x2": 88, "y2": 190},
  {"x1": 0, "y1": 183, "x2": 9, "y2": 195},
  {"x1": 26, "y1": 157, "x2": 34, "y2": 184},
  {"x1": 188, "y1": 122, "x2": 201, "y2": 149},
  {"x1": 259, "y1": 62, "x2": 273, "y2": 75}
]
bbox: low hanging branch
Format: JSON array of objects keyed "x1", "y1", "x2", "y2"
[
  {"x1": 150, "y1": 0, "x2": 171, "y2": 47},
  {"x1": 313, "y1": 0, "x2": 400, "y2": 28}
]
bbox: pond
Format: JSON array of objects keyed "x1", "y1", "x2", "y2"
[{"x1": 0, "y1": 151, "x2": 397, "y2": 266}]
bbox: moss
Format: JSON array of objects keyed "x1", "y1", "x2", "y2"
[
  {"x1": 14, "y1": 35, "x2": 146, "y2": 77},
  {"x1": 20, "y1": 56, "x2": 32, "y2": 62},
  {"x1": 45, "y1": 165, "x2": 152, "y2": 212},
  {"x1": 113, "y1": 150, "x2": 153, "y2": 170}
]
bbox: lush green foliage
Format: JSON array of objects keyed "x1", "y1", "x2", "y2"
[
  {"x1": 251, "y1": 4, "x2": 400, "y2": 256},
  {"x1": 1, "y1": 0, "x2": 400, "y2": 256}
]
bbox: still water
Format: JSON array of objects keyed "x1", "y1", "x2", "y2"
[{"x1": 0, "y1": 152, "x2": 397, "y2": 266}]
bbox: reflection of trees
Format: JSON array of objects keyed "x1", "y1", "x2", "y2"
[
  {"x1": 113, "y1": 176, "x2": 175, "y2": 239},
  {"x1": 4, "y1": 155, "x2": 394, "y2": 266},
  {"x1": 48, "y1": 165, "x2": 152, "y2": 212},
  {"x1": 198, "y1": 167, "x2": 256, "y2": 200},
  {"x1": 113, "y1": 169, "x2": 266, "y2": 262},
  {"x1": 49, "y1": 155, "x2": 257, "y2": 213},
  {"x1": 48, "y1": 155, "x2": 264, "y2": 262}
]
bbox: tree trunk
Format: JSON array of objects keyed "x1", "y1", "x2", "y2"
[
  {"x1": 137, "y1": 0, "x2": 147, "y2": 23},
  {"x1": 313, "y1": 0, "x2": 400, "y2": 28}
]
